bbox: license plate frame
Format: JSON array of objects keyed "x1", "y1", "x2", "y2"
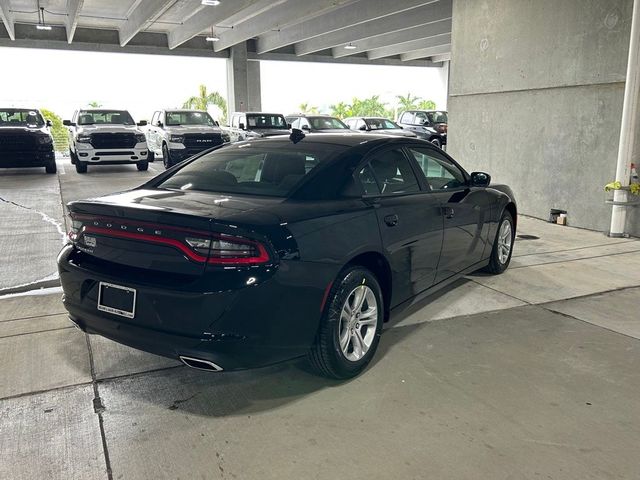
[{"x1": 97, "y1": 282, "x2": 136, "y2": 319}]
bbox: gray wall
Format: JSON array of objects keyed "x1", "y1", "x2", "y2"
[{"x1": 448, "y1": 0, "x2": 638, "y2": 235}]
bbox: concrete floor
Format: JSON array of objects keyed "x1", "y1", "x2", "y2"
[{"x1": 1, "y1": 160, "x2": 640, "y2": 479}]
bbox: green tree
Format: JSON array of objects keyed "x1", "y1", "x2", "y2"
[
  {"x1": 87, "y1": 101, "x2": 102, "y2": 108},
  {"x1": 417, "y1": 99, "x2": 437, "y2": 110},
  {"x1": 396, "y1": 93, "x2": 421, "y2": 112},
  {"x1": 40, "y1": 108, "x2": 68, "y2": 152},
  {"x1": 330, "y1": 101, "x2": 351, "y2": 119},
  {"x1": 298, "y1": 102, "x2": 318, "y2": 114},
  {"x1": 183, "y1": 84, "x2": 227, "y2": 123}
]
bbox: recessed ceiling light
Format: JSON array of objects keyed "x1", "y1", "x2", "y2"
[
  {"x1": 202, "y1": 0, "x2": 221, "y2": 5},
  {"x1": 206, "y1": 36, "x2": 220, "y2": 42},
  {"x1": 36, "y1": 24, "x2": 52, "y2": 30},
  {"x1": 344, "y1": 43, "x2": 357, "y2": 50}
]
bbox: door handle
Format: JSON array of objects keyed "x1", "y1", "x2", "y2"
[
  {"x1": 443, "y1": 206, "x2": 455, "y2": 219},
  {"x1": 384, "y1": 214, "x2": 399, "y2": 227}
]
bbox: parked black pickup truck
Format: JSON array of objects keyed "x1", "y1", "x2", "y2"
[{"x1": 0, "y1": 108, "x2": 56, "y2": 173}]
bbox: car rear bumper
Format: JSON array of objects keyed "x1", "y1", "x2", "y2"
[{"x1": 57, "y1": 244, "x2": 336, "y2": 371}]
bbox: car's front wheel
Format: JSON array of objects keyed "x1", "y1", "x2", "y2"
[
  {"x1": 483, "y1": 210, "x2": 515, "y2": 274},
  {"x1": 137, "y1": 160, "x2": 149, "y2": 171},
  {"x1": 309, "y1": 266, "x2": 383, "y2": 379},
  {"x1": 147, "y1": 150, "x2": 155, "y2": 162},
  {"x1": 75, "y1": 160, "x2": 87, "y2": 173},
  {"x1": 69, "y1": 148, "x2": 77, "y2": 165},
  {"x1": 162, "y1": 144, "x2": 172, "y2": 169}
]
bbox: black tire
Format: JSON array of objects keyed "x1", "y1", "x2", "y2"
[
  {"x1": 308, "y1": 266, "x2": 384, "y2": 379},
  {"x1": 483, "y1": 210, "x2": 515, "y2": 274},
  {"x1": 69, "y1": 148, "x2": 77, "y2": 165},
  {"x1": 75, "y1": 160, "x2": 87, "y2": 173},
  {"x1": 430, "y1": 137, "x2": 442, "y2": 149},
  {"x1": 137, "y1": 161, "x2": 149, "y2": 171},
  {"x1": 147, "y1": 150, "x2": 155, "y2": 162},
  {"x1": 162, "y1": 144, "x2": 172, "y2": 169},
  {"x1": 45, "y1": 161, "x2": 56, "y2": 174}
]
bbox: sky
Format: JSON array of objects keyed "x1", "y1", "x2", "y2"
[{"x1": 0, "y1": 47, "x2": 447, "y2": 123}]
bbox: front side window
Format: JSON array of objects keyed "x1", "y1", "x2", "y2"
[
  {"x1": 308, "y1": 117, "x2": 348, "y2": 130},
  {"x1": 77, "y1": 110, "x2": 135, "y2": 126},
  {"x1": 409, "y1": 147, "x2": 466, "y2": 190},
  {"x1": 165, "y1": 111, "x2": 216, "y2": 127},
  {"x1": 0, "y1": 109, "x2": 44, "y2": 128},
  {"x1": 365, "y1": 149, "x2": 420, "y2": 195},
  {"x1": 365, "y1": 118, "x2": 399, "y2": 130},
  {"x1": 156, "y1": 144, "x2": 341, "y2": 197},
  {"x1": 246, "y1": 114, "x2": 287, "y2": 129}
]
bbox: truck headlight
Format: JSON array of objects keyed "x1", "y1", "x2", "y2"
[
  {"x1": 221, "y1": 133, "x2": 230, "y2": 143},
  {"x1": 170, "y1": 134, "x2": 184, "y2": 143},
  {"x1": 37, "y1": 135, "x2": 53, "y2": 144},
  {"x1": 77, "y1": 134, "x2": 91, "y2": 143},
  {"x1": 135, "y1": 133, "x2": 146, "y2": 143}
]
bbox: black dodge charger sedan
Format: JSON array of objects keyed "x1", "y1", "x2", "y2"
[{"x1": 58, "y1": 133, "x2": 516, "y2": 379}]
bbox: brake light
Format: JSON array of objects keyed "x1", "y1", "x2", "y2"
[{"x1": 68, "y1": 214, "x2": 270, "y2": 265}]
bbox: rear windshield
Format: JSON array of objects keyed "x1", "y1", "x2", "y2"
[
  {"x1": 166, "y1": 111, "x2": 217, "y2": 127},
  {"x1": 0, "y1": 109, "x2": 45, "y2": 128},
  {"x1": 365, "y1": 118, "x2": 400, "y2": 130},
  {"x1": 77, "y1": 110, "x2": 135, "y2": 126},
  {"x1": 309, "y1": 117, "x2": 348, "y2": 130},
  {"x1": 156, "y1": 143, "x2": 343, "y2": 197},
  {"x1": 246, "y1": 114, "x2": 288, "y2": 129}
]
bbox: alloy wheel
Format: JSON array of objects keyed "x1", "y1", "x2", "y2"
[
  {"x1": 338, "y1": 285, "x2": 378, "y2": 362},
  {"x1": 497, "y1": 220, "x2": 513, "y2": 264}
]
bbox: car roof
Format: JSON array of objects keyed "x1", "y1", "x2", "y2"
[
  {"x1": 238, "y1": 132, "x2": 423, "y2": 149},
  {"x1": 165, "y1": 109, "x2": 208, "y2": 113},
  {"x1": 233, "y1": 112, "x2": 285, "y2": 116}
]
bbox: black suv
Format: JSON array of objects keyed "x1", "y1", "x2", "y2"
[
  {"x1": 397, "y1": 110, "x2": 448, "y2": 149},
  {"x1": 285, "y1": 114, "x2": 351, "y2": 133},
  {"x1": 0, "y1": 108, "x2": 56, "y2": 173}
]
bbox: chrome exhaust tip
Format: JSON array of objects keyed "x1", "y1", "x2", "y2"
[{"x1": 179, "y1": 356, "x2": 223, "y2": 372}]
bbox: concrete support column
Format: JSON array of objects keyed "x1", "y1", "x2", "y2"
[
  {"x1": 610, "y1": 0, "x2": 640, "y2": 236},
  {"x1": 226, "y1": 41, "x2": 261, "y2": 115}
]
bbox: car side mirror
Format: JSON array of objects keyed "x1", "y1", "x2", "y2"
[
  {"x1": 287, "y1": 123, "x2": 292, "y2": 129},
  {"x1": 63, "y1": 120, "x2": 75, "y2": 126},
  {"x1": 239, "y1": 122, "x2": 245, "y2": 130},
  {"x1": 46, "y1": 120, "x2": 52, "y2": 127},
  {"x1": 301, "y1": 125, "x2": 311, "y2": 131},
  {"x1": 157, "y1": 121, "x2": 163, "y2": 128},
  {"x1": 470, "y1": 171, "x2": 491, "y2": 187},
  {"x1": 358, "y1": 125, "x2": 367, "y2": 131},
  {"x1": 137, "y1": 120, "x2": 148, "y2": 127}
]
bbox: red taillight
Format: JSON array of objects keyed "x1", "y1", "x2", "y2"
[{"x1": 69, "y1": 214, "x2": 271, "y2": 265}]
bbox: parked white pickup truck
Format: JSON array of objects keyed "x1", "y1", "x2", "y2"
[
  {"x1": 64, "y1": 109, "x2": 149, "y2": 173},
  {"x1": 146, "y1": 109, "x2": 230, "y2": 169}
]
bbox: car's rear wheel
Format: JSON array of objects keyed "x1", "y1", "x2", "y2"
[
  {"x1": 45, "y1": 161, "x2": 56, "y2": 174},
  {"x1": 162, "y1": 144, "x2": 172, "y2": 169},
  {"x1": 137, "y1": 160, "x2": 149, "y2": 171},
  {"x1": 483, "y1": 210, "x2": 515, "y2": 274},
  {"x1": 75, "y1": 160, "x2": 87, "y2": 173},
  {"x1": 308, "y1": 266, "x2": 383, "y2": 379}
]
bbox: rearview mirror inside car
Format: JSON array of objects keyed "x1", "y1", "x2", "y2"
[{"x1": 470, "y1": 171, "x2": 491, "y2": 187}]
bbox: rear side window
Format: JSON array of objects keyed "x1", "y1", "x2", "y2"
[
  {"x1": 365, "y1": 149, "x2": 420, "y2": 195},
  {"x1": 399, "y1": 112, "x2": 414, "y2": 124},
  {"x1": 156, "y1": 144, "x2": 341, "y2": 197},
  {"x1": 409, "y1": 147, "x2": 466, "y2": 190}
]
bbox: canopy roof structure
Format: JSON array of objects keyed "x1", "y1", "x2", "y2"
[{"x1": 0, "y1": 0, "x2": 451, "y2": 66}]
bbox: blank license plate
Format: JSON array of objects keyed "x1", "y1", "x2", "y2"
[{"x1": 97, "y1": 282, "x2": 136, "y2": 319}]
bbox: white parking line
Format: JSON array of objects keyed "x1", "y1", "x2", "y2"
[{"x1": 56, "y1": 159, "x2": 66, "y2": 175}]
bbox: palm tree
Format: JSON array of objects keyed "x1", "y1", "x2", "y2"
[
  {"x1": 298, "y1": 102, "x2": 318, "y2": 114},
  {"x1": 330, "y1": 102, "x2": 351, "y2": 119},
  {"x1": 87, "y1": 101, "x2": 102, "y2": 108},
  {"x1": 183, "y1": 85, "x2": 227, "y2": 123},
  {"x1": 417, "y1": 99, "x2": 437, "y2": 110},
  {"x1": 395, "y1": 93, "x2": 421, "y2": 112}
]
